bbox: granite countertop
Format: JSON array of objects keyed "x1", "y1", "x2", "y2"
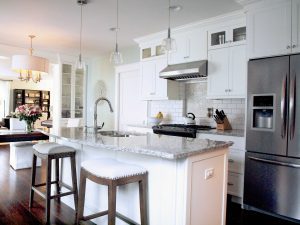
[
  {"x1": 198, "y1": 129, "x2": 245, "y2": 137},
  {"x1": 41, "y1": 127, "x2": 233, "y2": 160}
]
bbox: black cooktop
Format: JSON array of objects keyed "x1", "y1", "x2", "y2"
[{"x1": 152, "y1": 124, "x2": 214, "y2": 138}]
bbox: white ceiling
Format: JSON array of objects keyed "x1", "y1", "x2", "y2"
[{"x1": 0, "y1": 0, "x2": 242, "y2": 57}]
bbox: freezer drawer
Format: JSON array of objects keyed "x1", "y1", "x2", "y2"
[{"x1": 244, "y1": 152, "x2": 300, "y2": 221}]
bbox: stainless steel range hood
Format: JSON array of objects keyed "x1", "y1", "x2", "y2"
[{"x1": 159, "y1": 60, "x2": 207, "y2": 81}]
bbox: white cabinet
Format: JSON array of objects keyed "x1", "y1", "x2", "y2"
[
  {"x1": 197, "y1": 133, "x2": 245, "y2": 200},
  {"x1": 140, "y1": 56, "x2": 180, "y2": 100},
  {"x1": 60, "y1": 63, "x2": 86, "y2": 123},
  {"x1": 168, "y1": 28, "x2": 207, "y2": 64},
  {"x1": 207, "y1": 44, "x2": 246, "y2": 99},
  {"x1": 208, "y1": 24, "x2": 246, "y2": 50},
  {"x1": 247, "y1": 0, "x2": 300, "y2": 59}
]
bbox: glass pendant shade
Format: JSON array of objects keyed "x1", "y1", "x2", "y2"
[
  {"x1": 76, "y1": 54, "x2": 85, "y2": 71},
  {"x1": 162, "y1": 28, "x2": 176, "y2": 52},
  {"x1": 110, "y1": 44, "x2": 123, "y2": 65}
]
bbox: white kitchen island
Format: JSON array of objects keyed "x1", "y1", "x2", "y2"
[{"x1": 41, "y1": 127, "x2": 232, "y2": 225}]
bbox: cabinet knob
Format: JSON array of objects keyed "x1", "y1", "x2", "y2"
[
  {"x1": 184, "y1": 56, "x2": 189, "y2": 59},
  {"x1": 287, "y1": 45, "x2": 291, "y2": 49},
  {"x1": 228, "y1": 159, "x2": 234, "y2": 163},
  {"x1": 292, "y1": 45, "x2": 297, "y2": 48},
  {"x1": 150, "y1": 92, "x2": 155, "y2": 95},
  {"x1": 225, "y1": 89, "x2": 228, "y2": 93},
  {"x1": 228, "y1": 89, "x2": 231, "y2": 92},
  {"x1": 227, "y1": 182, "x2": 234, "y2": 186}
]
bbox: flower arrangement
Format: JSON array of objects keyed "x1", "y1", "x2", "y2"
[{"x1": 14, "y1": 104, "x2": 42, "y2": 132}]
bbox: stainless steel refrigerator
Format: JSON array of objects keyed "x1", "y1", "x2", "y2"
[{"x1": 244, "y1": 54, "x2": 300, "y2": 222}]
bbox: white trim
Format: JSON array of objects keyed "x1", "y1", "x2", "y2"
[{"x1": 114, "y1": 62, "x2": 141, "y2": 131}]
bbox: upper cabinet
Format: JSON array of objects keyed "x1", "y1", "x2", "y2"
[
  {"x1": 208, "y1": 24, "x2": 246, "y2": 50},
  {"x1": 60, "y1": 63, "x2": 86, "y2": 120},
  {"x1": 140, "y1": 56, "x2": 180, "y2": 100},
  {"x1": 168, "y1": 28, "x2": 207, "y2": 65},
  {"x1": 207, "y1": 44, "x2": 247, "y2": 99},
  {"x1": 247, "y1": 0, "x2": 300, "y2": 59}
]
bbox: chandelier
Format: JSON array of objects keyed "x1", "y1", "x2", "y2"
[{"x1": 11, "y1": 35, "x2": 49, "y2": 83}]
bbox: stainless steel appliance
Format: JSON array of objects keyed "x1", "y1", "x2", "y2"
[
  {"x1": 244, "y1": 54, "x2": 300, "y2": 222},
  {"x1": 159, "y1": 60, "x2": 207, "y2": 81},
  {"x1": 152, "y1": 124, "x2": 213, "y2": 138}
]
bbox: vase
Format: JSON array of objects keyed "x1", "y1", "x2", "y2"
[{"x1": 26, "y1": 121, "x2": 34, "y2": 132}]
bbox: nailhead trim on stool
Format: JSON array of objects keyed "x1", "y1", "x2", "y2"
[
  {"x1": 29, "y1": 142, "x2": 78, "y2": 225},
  {"x1": 77, "y1": 158, "x2": 148, "y2": 225}
]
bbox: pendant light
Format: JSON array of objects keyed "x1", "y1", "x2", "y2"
[
  {"x1": 110, "y1": 0, "x2": 123, "y2": 65},
  {"x1": 11, "y1": 35, "x2": 49, "y2": 83},
  {"x1": 76, "y1": 0, "x2": 87, "y2": 70},
  {"x1": 162, "y1": 0, "x2": 178, "y2": 53}
]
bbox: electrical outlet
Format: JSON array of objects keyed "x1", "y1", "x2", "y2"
[{"x1": 204, "y1": 168, "x2": 214, "y2": 180}]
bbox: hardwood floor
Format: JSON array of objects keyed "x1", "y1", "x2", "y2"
[{"x1": 0, "y1": 144, "x2": 299, "y2": 225}]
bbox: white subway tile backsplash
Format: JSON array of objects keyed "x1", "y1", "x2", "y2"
[{"x1": 149, "y1": 83, "x2": 246, "y2": 129}]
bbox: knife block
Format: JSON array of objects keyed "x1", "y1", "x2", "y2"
[{"x1": 216, "y1": 117, "x2": 232, "y2": 130}]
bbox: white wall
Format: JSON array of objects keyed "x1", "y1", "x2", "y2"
[{"x1": 86, "y1": 46, "x2": 140, "y2": 130}]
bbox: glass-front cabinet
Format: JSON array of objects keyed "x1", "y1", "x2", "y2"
[
  {"x1": 208, "y1": 24, "x2": 246, "y2": 50},
  {"x1": 60, "y1": 63, "x2": 86, "y2": 122}
]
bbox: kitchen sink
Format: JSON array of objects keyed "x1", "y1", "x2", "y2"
[{"x1": 97, "y1": 130, "x2": 146, "y2": 137}]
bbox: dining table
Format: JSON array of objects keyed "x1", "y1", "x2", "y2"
[{"x1": 0, "y1": 129, "x2": 49, "y2": 143}]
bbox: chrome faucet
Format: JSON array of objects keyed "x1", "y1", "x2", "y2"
[{"x1": 94, "y1": 97, "x2": 114, "y2": 131}]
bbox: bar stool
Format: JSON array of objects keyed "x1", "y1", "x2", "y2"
[
  {"x1": 29, "y1": 142, "x2": 78, "y2": 224},
  {"x1": 77, "y1": 158, "x2": 148, "y2": 225}
]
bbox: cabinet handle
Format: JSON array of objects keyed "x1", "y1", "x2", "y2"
[
  {"x1": 292, "y1": 45, "x2": 297, "y2": 48},
  {"x1": 287, "y1": 45, "x2": 291, "y2": 49},
  {"x1": 150, "y1": 92, "x2": 155, "y2": 95},
  {"x1": 228, "y1": 159, "x2": 234, "y2": 163},
  {"x1": 184, "y1": 56, "x2": 189, "y2": 59},
  {"x1": 227, "y1": 182, "x2": 234, "y2": 186},
  {"x1": 228, "y1": 89, "x2": 231, "y2": 92}
]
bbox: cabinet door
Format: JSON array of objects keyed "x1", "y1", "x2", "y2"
[
  {"x1": 140, "y1": 60, "x2": 156, "y2": 99},
  {"x1": 61, "y1": 64, "x2": 72, "y2": 118},
  {"x1": 247, "y1": 1, "x2": 292, "y2": 59},
  {"x1": 187, "y1": 28, "x2": 208, "y2": 62},
  {"x1": 208, "y1": 27, "x2": 230, "y2": 50},
  {"x1": 207, "y1": 48, "x2": 229, "y2": 98},
  {"x1": 229, "y1": 25, "x2": 246, "y2": 47},
  {"x1": 228, "y1": 45, "x2": 247, "y2": 97},
  {"x1": 154, "y1": 58, "x2": 168, "y2": 99},
  {"x1": 168, "y1": 33, "x2": 187, "y2": 65},
  {"x1": 292, "y1": 0, "x2": 300, "y2": 53}
]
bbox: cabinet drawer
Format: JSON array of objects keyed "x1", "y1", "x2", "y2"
[
  {"x1": 227, "y1": 172, "x2": 243, "y2": 197},
  {"x1": 228, "y1": 150, "x2": 245, "y2": 174}
]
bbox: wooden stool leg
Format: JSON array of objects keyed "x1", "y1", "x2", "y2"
[
  {"x1": 29, "y1": 154, "x2": 37, "y2": 208},
  {"x1": 139, "y1": 174, "x2": 148, "y2": 225},
  {"x1": 55, "y1": 158, "x2": 60, "y2": 203},
  {"x1": 108, "y1": 183, "x2": 117, "y2": 225},
  {"x1": 77, "y1": 169, "x2": 87, "y2": 225},
  {"x1": 45, "y1": 157, "x2": 52, "y2": 224},
  {"x1": 70, "y1": 155, "x2": 78, "y2": 214}
]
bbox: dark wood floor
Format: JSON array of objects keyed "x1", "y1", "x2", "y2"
[{"x1": 0, "y1": 144, "x2": 299, "y2": 225}]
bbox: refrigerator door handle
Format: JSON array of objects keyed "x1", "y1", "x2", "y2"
[
  {"x1": 249, "y1": 156, "x2": 300, "y2": 168},
  {"x1": 281, "y1": 74, "x2": 288, "y2": 138},
  {"x1": 289, "y1": 73, "x2": 296, "y2": 140}
]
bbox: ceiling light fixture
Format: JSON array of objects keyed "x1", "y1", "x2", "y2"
[
  {"x1": 110, "y1": 0, "x2": 123, "y2": 65},
  {"x1": 162, "y1": 1, "x2": 182, "y2": 53},
  {"x1": 11, "y1": 35, "x2": 49, "y2": 83},
  {"x1": 76, "y1": 0, "x2": 87, "y2": 70}
]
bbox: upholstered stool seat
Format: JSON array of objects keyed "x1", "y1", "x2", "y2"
[
  {"x1": 77, "y1": 158, "x2": 148, "y2": 225},
  {"x1": 33, "y1": 142, "x2": 76, "y2": 155},
  {"x1": 29, "y1": 142, "x2": 78, "y2": 225}
]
